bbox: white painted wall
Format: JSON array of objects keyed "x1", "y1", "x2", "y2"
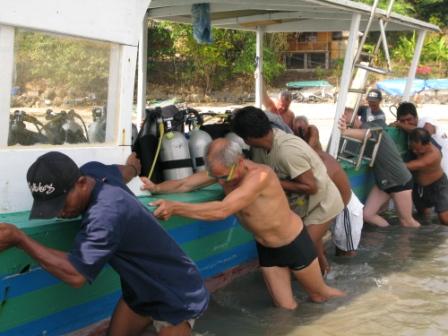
[
  {"x1": 0, "y1": 0, "x2": 151, "y2": 46},
  {"x1": 0, "y1": 1, "x2": 151, "y2": 213},
  {"x1": 0, "y1": 146, "x2": 133, "y2": 213}
]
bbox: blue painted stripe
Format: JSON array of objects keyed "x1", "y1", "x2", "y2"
[
  {"x1": 0, "y1": 267, "x2": 60, "y2": 301},
  {"x1": 349, "y1": 172, "x2": 373, "y2": 188},
  {"x1": 166, "y1": 216, "x2": 239, "y2": 244},
  {"x1": 3, "y1": 291, "x2": 121, "y2": 336},
  {"x1": 2, "y1": 243, "x2": 258, "y2": 335},
  {"x1": 197, "y1": 241, "x2": 257, "y2": 278},
  {"x1": 1, "y1": 217, "x2": 243, "y2": 298},
  {"x1": 1, "y1": 240, "x2": 256, "y2": 301}
]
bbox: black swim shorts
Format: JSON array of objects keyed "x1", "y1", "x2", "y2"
[
  {"x1": 413, "y1": 174, "x2": 448, "y2": 213},
  {"x1": 256, "y1": 228, "x2": 317, "y2": 271},
  {"x1": 383, "y1": 178, "x2": 413, "y2": 194}
]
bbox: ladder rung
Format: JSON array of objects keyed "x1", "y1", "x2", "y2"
[
  {"x1": 348, "y1": 88, "x2": 367, "y2": 94},
  {"x1": 360, "y1": 52, "x2": 374, "y2": 59},
  {"x1": 342, "y1": 150, "x2": 358, "y2": 156},
  {"x1": 341, "y1": 136, "x2": 362, "y2": 144},
  {"x1": 354, "y1": 63, "x2": 390, "y2": 75},
  {"x1": 338, "y1": 157, "x2": 357, "y2": 165}
]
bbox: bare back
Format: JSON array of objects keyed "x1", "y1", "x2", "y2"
[
  {"x1": 317, "y1": 151, "x2": 351, "y2": 206},
  {"x1": 223, "y1": 160, "x2": 303, "y2": 248}
]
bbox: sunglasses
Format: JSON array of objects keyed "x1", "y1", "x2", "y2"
[{"x1": 208, "y1": 164, "x2": 236, "y2": 182}]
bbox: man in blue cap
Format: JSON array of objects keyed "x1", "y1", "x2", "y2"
[
  {"x1": 356, "y1": 88, "x2": 386, "y2": 125},
  {"x1": 0, "y1": 152, "x2": 208, "y2": 336}
]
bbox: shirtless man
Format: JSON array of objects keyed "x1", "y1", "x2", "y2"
[
  {"x1": 232, "y1": 106, "x2": 344, "y2": 275},
  {"x1": 407, "y1": 128, "x2": 448, "y2": 225},
  {"x1": 262, "y1": 81, "x2": 295, "y2": 129},
  {"x1": 394, "y1": 102, "x2": 448, "y2": 175},
  {"x1": 293, "y1": 116, "x2": 323, "y2": 151},
  {"x1": 141, "y1": 138, "x2": 344, "y2": 310}
]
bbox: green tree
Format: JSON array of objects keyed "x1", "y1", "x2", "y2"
[{"x1": 15, "y1": 30, "x2": 109, "y2": 99}]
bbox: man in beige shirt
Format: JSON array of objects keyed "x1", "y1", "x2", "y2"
[
  {"x1": 142, "y1": 138, "x2": 344, "y2": 310},
  {"x1": 232, "y1": 106, "x2": 344, "y2": 275}
]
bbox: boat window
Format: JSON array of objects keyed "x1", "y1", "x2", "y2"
[{"x1": 9, "y1": 29, "x2": 112, "y2": 146}]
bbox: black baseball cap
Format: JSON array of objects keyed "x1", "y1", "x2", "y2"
[
  {"x1": 366, "y1": 89, "x2": 382, "y2": 102},
  {"x1": 27, "y1": 152, "x2": 81, "y2": 219}
]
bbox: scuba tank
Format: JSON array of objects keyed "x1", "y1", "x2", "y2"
[
  {"x1": 62, "y1": 109, "x2": 89, "y2": 143},
  {"x1": 132, "y1": 107, "x2": 163, "y2": 181},
  {"x1": 160, "y1": 117, "x2": 193, "y2": 180},
  {"x1": 88, "y1": 106, "x2": 107, "y2": 143},
  {"x1": 132, "y1": 104, "x2": 189, "y2": 182},
  {"x1": 44, "y1": 109, "x2": 66, "y2": 144},
  {"x1": 187, "y1": 109, "x2": 212, "y2": 171},
  {"x1": 225, "y1": 132, "x2": 250, "y2": 156},
  {"x1": 8, "y1": 110, "x2": 47, "y2": 146},
  {"x1": 44, "y1": 109, "x2": 89, "y2": 144}
]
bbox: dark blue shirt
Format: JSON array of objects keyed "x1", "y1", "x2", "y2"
[
  {"x1": 358, "y1": 106, "x2": 386, "y2": 124},
  {"x1": 68, "y1": 162, "x2": 209, "y2": 324}
]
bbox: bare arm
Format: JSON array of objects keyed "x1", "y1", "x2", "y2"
[
  {"x1": 279, "y1": 169, "x2": 318, "y2": 195},
  {"x1": 152, "y1": 169, "x2": 269, "y2": 220},
  {"x1": 395, "y1": 121, "x2": 416, "y2": 133},
  {"x1": 406, "y1": 150, "x2": 439, "y2": 171},
  {"x1": 141, "y1": 171, "x2": 216, "y2": 194},
  {"x1": 117, "y1": 152, "x2": 141, "y2": 183},
  {"x1": 0, "y1": 223, "x2": 86, "y2": 287},
  {"x1": 262, "y1": 81, "x2": 277, "y2": 113},
  {"x1": 339, "y1": 117, "x2": 370, "y2": 141},
  {"x1": 422, "y1": 122, "x2": 436, "y2": 135},
  {"x1": 308, "y1": 125, "x2": 321, "y2": 149}
]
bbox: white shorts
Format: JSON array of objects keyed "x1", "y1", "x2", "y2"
[{"x1": 331, "y1": 191, "x2": 364, "y2": 251}]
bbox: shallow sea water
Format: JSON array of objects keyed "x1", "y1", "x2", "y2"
[{"x1": 193, "y1": 219, "x2": 448, "y2": 336}]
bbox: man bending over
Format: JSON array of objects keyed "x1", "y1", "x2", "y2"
[{"x1": 142, "y1": 138, "x2": 344, "y2": 310}]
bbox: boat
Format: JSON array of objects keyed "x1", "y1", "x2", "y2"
[{"x1": 0, "y1": 1, "x2": 440, "y2": 335}]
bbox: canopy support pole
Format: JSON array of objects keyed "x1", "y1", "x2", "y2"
[
  {"x1": 255, "y1": 26, "x2": 264, "y2": 108},
  {"x1": 328, "y1": 13, "x2": 361, "y2": 158},
  {"x1": 136, "y1": 11, "x2": 149, "y2": 130},
  {"x1": 403, "y1": 30, "x2": 426, "y2": 102},
  {"x1": 0, "y1": 25, "x2": 14, "y2": 147}
]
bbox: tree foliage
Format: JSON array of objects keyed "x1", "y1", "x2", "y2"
[
  {"x1": 15, "y1": 30, "x2": 109, "y2": 98},
  {"x1": 147, "y1": 21, "x2": 285, "y2": 93}
]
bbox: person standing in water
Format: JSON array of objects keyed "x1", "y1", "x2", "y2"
[
  {"x1": 406, "y1": 128, "x2": 448, "y2": 225},
  {"x1": 232, "y1": 106, "x2": 344, "y2": 276},
  {"x1": 142, "y1": 138, "x2": 345, "y2": 310}
]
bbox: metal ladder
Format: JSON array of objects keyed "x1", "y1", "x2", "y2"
[
  {"x1": 338, "y1": 127, "x2": 384, "y2": 170},
  {"x1": 338, "y1": 0, "x2": 395, "y2": 169}
]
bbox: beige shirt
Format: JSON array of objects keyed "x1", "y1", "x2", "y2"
[{"x1": 251, "y1": 129, "x2": 343, "y2": 225}]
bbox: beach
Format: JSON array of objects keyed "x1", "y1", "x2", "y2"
[{"x1": 193, "y1": 102, "x2": 448, "y2": 148}]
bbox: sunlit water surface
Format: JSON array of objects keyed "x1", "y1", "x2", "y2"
[{"x1": 194, "y1": 220, "x2": 448, "y2": 336}]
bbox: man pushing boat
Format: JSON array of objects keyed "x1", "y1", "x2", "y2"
[
  {"x1": 0, "y1": 152, "x2": 209, "y2": 336},
  {"x1": 142, "y1": 138, "x2": 344, "y2": 310}
]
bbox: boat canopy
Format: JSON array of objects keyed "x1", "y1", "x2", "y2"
[
  {"x1": 147, "y1": 0, "x2": 440, "y2": 33},
  {"x1": 0, "y1": 0, "x2": 440, "y2": 43}
]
